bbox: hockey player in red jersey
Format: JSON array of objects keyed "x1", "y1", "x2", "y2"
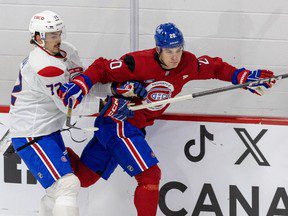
[{"x1": 58, "y1": 23, "x2": 276, "y2": 215}]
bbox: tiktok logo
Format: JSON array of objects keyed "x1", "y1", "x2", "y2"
[
  {"x1": 4, "y1": 153, "x2": 37, "y2": 184},
  {"x1": 184, "y1": 125, "x2": 214, "y2": 162},
  {"x1": 184, "y1": 126, "x2": 270, "y2": 166},
  {"x1": 234, "y1": 128, "x2": 270, "y2": 166}
]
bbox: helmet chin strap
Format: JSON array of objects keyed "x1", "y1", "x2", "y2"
[
  {"x1": 33, "y1": 38, "x2": 62, "y2": 57},
  {"x1": 159, "y1": 56, "x2": 168, "y2": 68},
  {"x1": 34, "y1": 39, "x2": 45, "y2": 48},
  {"x1": 34, "y1": 39, "x2": 53, "y2": 55},
  {"x1": 156, "y1": 47, "x2": 168, "y2": 68},
  {"x1": 33, "y1": 33, "x2": 54, "y2": 55}
]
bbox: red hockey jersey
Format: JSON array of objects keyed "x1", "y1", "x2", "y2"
[{"x1": 84, "y1": 48, "x2": 238, "y2": 128}]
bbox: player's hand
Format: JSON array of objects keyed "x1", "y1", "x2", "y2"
[
  {"x1": 99, "y1": 96, "x2": 134, "y2": 121},
  {"x1": 111, "y1": 81, "x2": 147, "y2": 99},
  {"x1": 232, "y1": 68, "x2": 276, "y2": 96},
  {"x1": 58, "y1": 74, "x2": 93, "y2": 108}
]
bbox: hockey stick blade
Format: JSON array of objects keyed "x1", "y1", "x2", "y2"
[
  {"x1": 129, "y1": 73, "x2": 288, "y2": 111},
  {"x1": 66, "y1": 99, "x2": 99, "y2": 132}
]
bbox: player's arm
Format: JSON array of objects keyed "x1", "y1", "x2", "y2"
[
  {"x1": 67, "y1": 48, "x2": 84, "y2": 79},
  {"x1": 196, "y1": 55, "x2": 276, "y2": 95},
  {"x1": 58, "y1": 55, "x2": 143, "y2": 107},
  {"x1": 196, "y1": 55, "x2": 238, "y2": 81},
  {"x1": 84, "y1": 55, "x2": 138, "y2": 84}
]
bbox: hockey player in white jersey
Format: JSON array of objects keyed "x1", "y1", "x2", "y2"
[{"x1": 8, "y1": 10, "x2": 116, "y2": 216}]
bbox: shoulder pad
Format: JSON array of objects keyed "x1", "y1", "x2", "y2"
[
  {"x1": 38, "y1": 66, "x2": 64, "y2": 77},
  {"x1": 60, "y1": 41, "x2": 78, "y2": 55},
  {"x1": 123, "y1": 55, "x2": 135, "y2": 72}
]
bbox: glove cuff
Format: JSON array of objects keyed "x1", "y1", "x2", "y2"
[
  {"x1": 73, "y1": 74, "x2": 93, "y2": 95},
  {"x1": 111, "y1": 82, "x2": 120, "y2": 95},
  {"x1": 232, "y1": 68, "x2": 249, "y2": 85},
  {"x1": 111, "y1": 82, "x2": 135, "y2": 98}
]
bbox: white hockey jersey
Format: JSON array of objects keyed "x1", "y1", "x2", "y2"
[{"x1": 9, "y1": 41, "x2": 110, "y2": 138}]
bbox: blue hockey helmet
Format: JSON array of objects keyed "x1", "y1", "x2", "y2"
[{"x1": 154, "y1": 23, "x2": 184, "y2": 48}]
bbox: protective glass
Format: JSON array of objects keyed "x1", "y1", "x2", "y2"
[{"x1": 45, "y1": 28, "x2": 66, "y2": 42}]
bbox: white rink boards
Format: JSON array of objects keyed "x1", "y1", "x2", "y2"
[{"x1": 1, "y1": 113, "x2": 288, "y2": 216}]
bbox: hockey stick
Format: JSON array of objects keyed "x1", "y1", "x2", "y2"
[
  {"x1": 1, "y1": 127, "x2": 87, "y2": 158},
  {"x1": 66, "y1": 98, "x2": 99, "y2": 132},
  {"x1": 0, "y1": 128, "x2": 11, "y2": 155},
  {"x1": 0, "y1": 128, "x2": 9, "y2": 144},
  {"x1": 129, "y1": 73, "x2": 288, "y2": 111},
  {"x1": 0, "y1": 121, "x2": 11, "y2": 154}
]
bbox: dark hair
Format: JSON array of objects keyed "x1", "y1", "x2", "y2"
[{"x1": 30, "y1": 31, "x2": 40, "y2": 44}]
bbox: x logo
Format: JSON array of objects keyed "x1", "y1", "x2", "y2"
[{"x1": 234, "y1": 128, "x2": 270, "y2": 166}]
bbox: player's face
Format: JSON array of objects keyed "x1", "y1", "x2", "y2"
[
  {"x1": 44, "y1": 31, "x2": 62, "y2": 55},
  {"x1": 158, "y1": 46, "x2": 183, "y2": 69}
]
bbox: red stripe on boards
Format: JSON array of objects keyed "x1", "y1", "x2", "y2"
[{"x1": 1, "y1": 105, "x2": 288, "y2": 125}]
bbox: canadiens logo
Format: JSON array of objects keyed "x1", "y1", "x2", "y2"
[
  {"x1": 127, "y1": 165, "x2": 134, "y2": 172},
  {"x1": 149, "y1": 88, "x2": 170, "y2": 101},
  {"x1": 61, "y1": 156, "x2": 68, "y2": 162},
  {"x1": 144, "y1": 81, "x2": 174, "y2": 111},
  {"x1": 38, "y1": 172, "x2": 43, "y2": 179}
]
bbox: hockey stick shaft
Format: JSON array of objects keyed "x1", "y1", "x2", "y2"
[
  {"x1": 0, "y1": 128, "x2": 10, "y2": 155},
  {"x1": 66, "y1": 101, "x2": 73, "y2": 127},
  {"x1": 129, "y1": 73, "x2": 288, "y2": 111},
  {"x1": 66, "y1": 99, "x2": 99, "y2": 132},
  {"x1": 0, "y1": 128, "x2": 9, "y2": 144}
]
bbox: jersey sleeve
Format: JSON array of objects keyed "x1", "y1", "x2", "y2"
[
  {"x1": 60, "y1": 41, "x2": 85, "y2": 79},
  {"x1": 67, "y1": 47, "x2": 85, "y2": 80},
  {"x1": 83, "y1": 56, "x2": 139, "y2": 85},
  {"x1": 195, "y1": 55, "x2": 238, "y2": 82},
  {"x1": 35, "y1": 66, "x2": 100, "y2": 115}
]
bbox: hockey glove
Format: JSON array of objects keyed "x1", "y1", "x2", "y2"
[
  {"x1": 99, "y1": 96, "x2": 134, "y2": 121},
  {"x1": 111, "y1": 81, "x2": 147, "y2": 99},
  {"x1": 232, "y1": 68, "x2": 276, "y2": 96},
  {"x1": 58, "y1": 74, "x2": 93, "y2": 108}
]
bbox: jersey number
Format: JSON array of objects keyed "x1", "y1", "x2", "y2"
[
  {"x1": 198, "y1": 57, "x2": 209, "y2": 65},
  {"x1": 46, "y1": 82, "x2": 62, "y2": 95},
  {"x1": 11, "y1": 71, "x2": 23, "y2": 106},
  {"x1": 110, "y1": 60, "x2": 122, "y2": 70}
]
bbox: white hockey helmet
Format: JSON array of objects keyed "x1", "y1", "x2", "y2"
[{"x1": 29, "y1": 10, "x2": 65, "y2": 41}]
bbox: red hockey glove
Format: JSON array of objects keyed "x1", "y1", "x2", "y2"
[
  {"x1": 58, "y1": 74, "x2": 93, "y2": 108},
  {"x1": 111, "y1": 81, "x2": 147, "y2": 99},
  {"x1": 99, "y1": 96, "x2": 134, "y2": 121},
  {"x1": 232, "y1": 68, "x2": 276, "y2": 96}
]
